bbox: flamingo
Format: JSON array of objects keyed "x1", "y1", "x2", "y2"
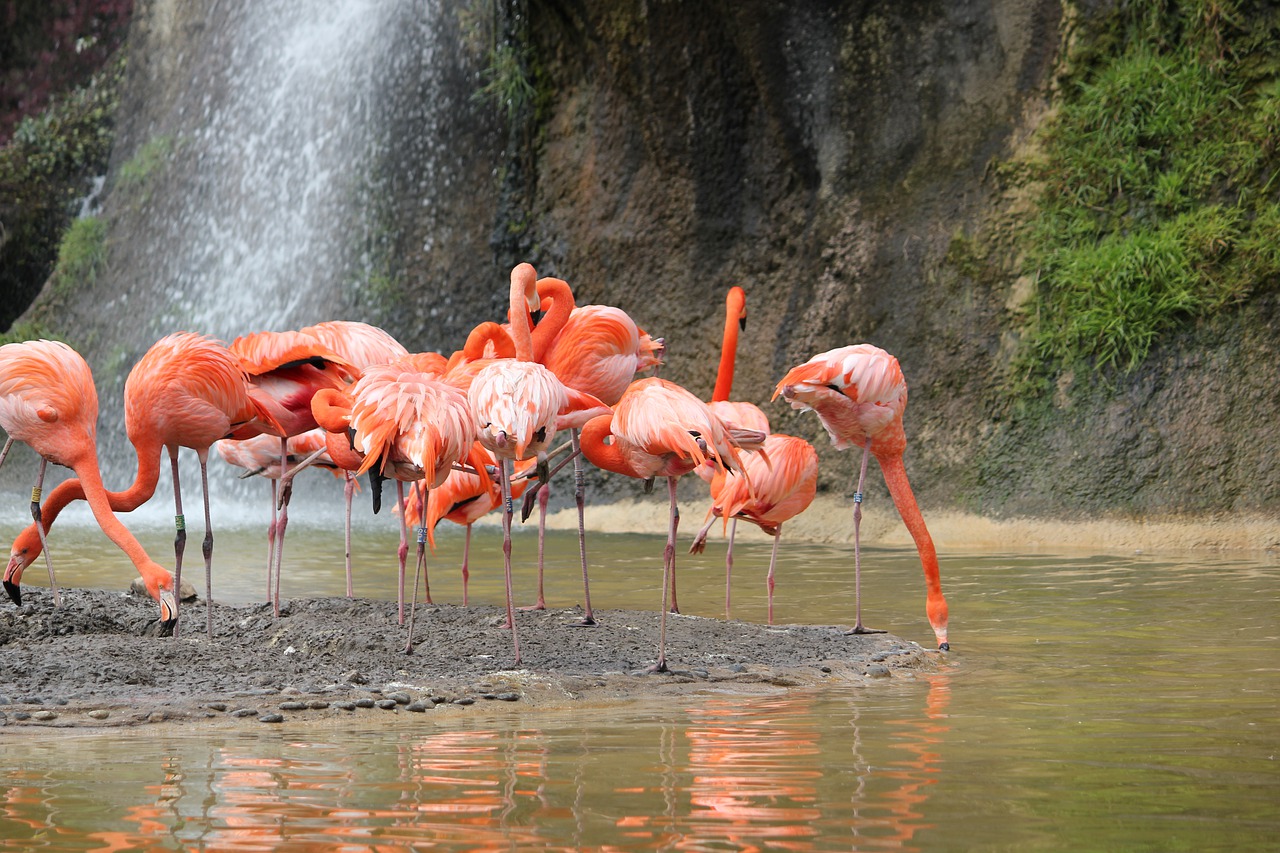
[
  {"x1": 298, "y1": 320, "x2": 409, "y2": 595},
  {"x1": 774, "y1": 344, "x2": 950, "y2": 650},
  {"x1": 466, "y1": 263, "x2": 608, "y2": 665},
  {"x1": 537, "y1": 285, "x2": 665, "y2": 624},
  {"x1": 229, "y1": 329, "x2": 355, "y2": 614},
  {"x1": 3, "y1": 332, "x2": 279, "y2": 636},
  {"x1": 579, "y1": 376, "x2": 760, "y2": 672},
  {"x1": 690, "y1": 433, "x2": 818, "y2": 623},
  {"x1": 340, "y1": 358, "x2": 475, "y2": 652},
  {"x1": 0, "y1": 339, "x2": 177, "y2": 629}
]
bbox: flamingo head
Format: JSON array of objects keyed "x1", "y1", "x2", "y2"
[
  {"x1": 140, "y1": 564, "x2": 179, "y2": 635},
  {"x1": 3, "y1": 531, "x2": 40, "y2": 604}
]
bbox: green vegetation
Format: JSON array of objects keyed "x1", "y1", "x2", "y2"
[
  {"x1": 476, "y1": 42, "x2": 538, "y2": 121},
  {"x1": 1014, "y1": 1, "x2": 1280, "y2": 376},
  {"x1": 115, "y1": 134, "x2": 173, "y2": 204},
  {"x1": 52, "y1": 215, "x2": 108, "y2": 292}
]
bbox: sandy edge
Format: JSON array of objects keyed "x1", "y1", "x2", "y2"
[{"x1": 547, "y1": 495, "x2": 1280, "y2": 555}]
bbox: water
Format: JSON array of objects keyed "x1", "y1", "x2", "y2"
[{"x1": 1, "y1": 515, "x2": 1276, "y2": 851}]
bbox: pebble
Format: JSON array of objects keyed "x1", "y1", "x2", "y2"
[
  {"x1": 405, "y1": 701, "x2": 431, "y2": 713},
  {"x1": 230, "y1": 708, "x2": 257, "y2": 718},
  {"x1": 279, "y1": 701, "x2": 308, "y2": 711},
  {"x1": 494, "y1": 692, "x2": 519, "y2": 702},
  {"x1": 429, "y1": 696, "x2": 448, "y2": 705},
  {"x1": 820, "y1": 666, "x2": 832, "y2": 673},
  {"x1": 354, "y1": 698, "x2": 376, "y2": 709},
  {"x1": 385, "y1": 691, "x2": 411, "y2": 705},
  {"x1": 0, "y1": 712, "x2": 6, "y2": 725},
  {"x1": 864, "y1": 663, "x2": 891, "y2": 678},
  {"x1": 376, "y1": 699, "x2": 399, "y2": 711},
  {"x1": 32, "y1": 710, "x2": 57, "y2": 721},
  {"x1": 258, "y1": 713, "x2": 284, "y2": 724},
  {"x1": 87, "y1": 709, "x2": 110, "y2": 720},
  {"x1": 205, "y1": 702, "x2": 228, "y2": 712},
  {"x1": 342, "y1": 670, "x2": 367, "y2": 685},
  {"x1": 452, "y1": 697, "x2": 475, "y2": 706},
  {"x1": 308, "y1": 700, "x2": 329, "y2": 710},
  {"x1": 0, "y1": 695, "x2": 10, "y2": 705},
  {"x1": 332, "y1": 701, "x2": 356, "y2": 711},
  {"x1": 12, "y1": 711, "x2": 31, "y2": 721}
]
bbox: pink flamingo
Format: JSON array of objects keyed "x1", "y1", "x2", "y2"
[
  {"x1": 775, "y1": 344, "x2": 949, "y2": 650},
  {"x1": 0, "y1": 340, "x2": 177, "y2": 629}
]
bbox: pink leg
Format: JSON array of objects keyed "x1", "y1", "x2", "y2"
[
  {"x1": 848, "y1": 440, "x2": 885, "y2": 636},
  {"x1": 272, "y1": 437, "x2": 290, "y2": 617},
  {"x1": 169, "y1": 449, "x2": 186, "y2": 635},
  {"x1": 404, "y1": 484, "x2": 430, "y2": 655},
  {"x1": 766, "y1": 524, "x2": 782, "y2": 626},
  {"x1": 499, "y1": 459, "x2": 521, "y2": 664},
  {"x1": 28, "y1": 458, "x2": 61, "y2": 607},
  {"x1": 460, "y1": 524, "x2": 472, "y2": 607},
  {"x1": 265, "y1": 481, "x2": 277, "y2": 603},
  {"x1": 725, "y1": 517, "x2": 737, "y2": 620},
  {"x1": 522, "y1": 484, "x2": 550, "y2": 610},
  {"x1": 344, "y1": 471, "x2": 355, "y2": 597},
  {"x1": 570, "y1": 430, "x2": 596, "y2": 626},
  {"x1": 396, "y1": 481, "x2": 408, "y2": 625},
  {"x1": 650, "y1": 476, "x2": 679, "y2": 674},
  {"x1": 199, "y1": 452, "x2": 215, "y2": 639},
  {"x1": 668, "y1": 498, "x2": 681, "y2": 614}
]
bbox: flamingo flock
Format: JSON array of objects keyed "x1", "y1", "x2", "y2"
[{"x1": 0, "y1": 263, "x2": 950, "y2": 667}]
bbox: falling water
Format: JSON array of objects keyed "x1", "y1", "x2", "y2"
[{"x1": 147, "y1": 0, "x2": 440, "y2": 338}]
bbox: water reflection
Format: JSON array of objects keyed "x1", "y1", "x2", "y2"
[{"x1": 1, "y1": 542, "x2": 1277, "y2": 850}]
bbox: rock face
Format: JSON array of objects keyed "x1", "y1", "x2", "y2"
[{"x1": 15, "y1": 0, "x2": 1280, "y2": 518}]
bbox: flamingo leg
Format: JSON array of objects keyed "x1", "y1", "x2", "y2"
[
  {"x1": 395, "y1": 481, "x2": 408, "y2": 624},
  {"x1": 344, "y1": 471, "x2": 355, "y2": 597},
  {"x1": 271, "y1": 437, "x2": 291, "y2": 617},
  {"x1": 169, "y1": 448, "x2": 186, "y2": 635},
  {"x1": 521, "y1": 484, "x2": 549, "y2": 611},
  {"x1": 461, "y1": 524, "x2": 471, "y2": 606},
  {"x1": 29, "y1": 458, "x2": 60, "y2": 607},
  {"x1": 199, "y1": 452, "x2": 214, "y2": 639},
  {"x1": 0, "y1": 437, "x2": 12, "y2": 469},
  {"x1": 650, "y1": 476, "x2": 679, "y2": 674},
  {"x1": 767, "y1": 523, "x2": 782, "y2": 626},
  {"x1": 847, "y1": 440, "x2": 885, "y2": 636},
  {"x1": 499, "y1": 459, "x2": 521, "y2": 665},
  {"x1": 668, "y1": 499, "x2": 681, "y2": 614},
  {"x1": 725, "y1": 517, "x2": 737, "y2": 620},
  {"x1": 265, "y1": 480, "x2": 278, "y2": 604},
  {"x1": 571, "y1": 429, "x2": 596, "y2": 626},
  {"x1": 404, "y1": 485, "x2": 429, "y2": 655},
  {"x1": 415, "y1": 481, "x2": 432, "y2": 605}
]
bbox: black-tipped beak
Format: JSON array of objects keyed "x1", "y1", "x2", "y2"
[
  {"x1": 939, "y1": 642, "x2": 950, "y2": 652},
  {"x1": 530, "y1": 308, "x2": 545, "y2": 325},
  {"x1": 738, "y1": 316, "x2": 746, "y2": 331},
  {"x1": 4, "y1": 579, "x2": 20, "y2": 606}
]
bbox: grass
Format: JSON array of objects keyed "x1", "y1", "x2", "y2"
[{"x1": 1011, "y1": 1, "x2": 1280, "y2": 379}]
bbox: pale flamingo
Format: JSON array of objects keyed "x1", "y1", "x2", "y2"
[
  {"x1": 466, "y1": 263, "x2": 608, "y2": 665},
  {"x1": 0, "y1": 339, "x2": 177, "y2": 629},
  {"x1": 579, "y1": 376, "x2": 760, "y2": 672},
  {"x1": 342, "y1": 358, "x2": 475, "y2": 651},
  {"x1": 538, "y1": 286, "x2": 665, "y2": 624},
  {"x1": 230, "y1": 330, "x2": 355, "y2": 614},
  {"x1": 774, "y1": 344, "x2": 949, "y2": 650},
  {"x1": 298, "y1": 320, "x2": 409, "y2": 595},
  {"x1": 690, "y1": 433, "x2": 818, "y2": 623},
  {"x1": 4, "y1": 332, "x2": 279, "y2": 636}
]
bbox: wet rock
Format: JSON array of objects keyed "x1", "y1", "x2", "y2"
[
  {"x1": 308, "y1": 700, "x2": 329, "y2": 710},
  {"x1": 205, "y1": 702, "x2": 228, "y2": 712},
  {"x1": 12, "y1": 711, "x2": 30, "y2": 721},
  {"x1": 0, "y1": 712, "x2": 7, "y2": 725},
  {"x1": 864, "y1": 664, "x2": 891, "y2": 678},
  {"x1": 259, "y1": 713, "x2": 284, "y2": 723},
  {"x1": 376, "y1": 699, "x2": 398, "y2": 710},
  {"x1": 332, "y1": 701, "x2": 356, "y2": 711},
  {"x1": 385, "y1": 691, "x2": 411, "y2": 705},
  {"x1": 494, "y1": 692, "x2": 519, "y2": 702},
  {"x1": 32, "y1": 710, "x2": 57, "y2": 721},
  {"x1": 405, "y1": 701, "x2": 431, "y2": 712},
  {"x1": 452, "y1": 697, "x2": 474, "y2": 706},
  {"x1": 0, "y1": 695, "x2": 9, "y2": 705},
  {"x1": 87, "y1": 709, "x2": 110, "y2": 720},
  {"x1": 230, "y1": 708, "x2": 257, "y2": 718},
  {"x1": 279, "y1": 701, "x2": 307, "y2": 711},
  {"x1": 354, "y1": 698, "x2": 375, "y2": 709}
]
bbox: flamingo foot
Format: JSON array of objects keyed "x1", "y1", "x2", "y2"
[
  {"x1": 646, "y1": 660, "x2": 669, "y2": 674},
  {"x1": 518, "y1": 602, "x2": 546, "y2": 612},
  {"x1": 4, "y1": 580, "x2": 19, "y2": 606},
  {"x1": 569, "y1": 615, "x2": 598, "y2": 627},
  {"x1": 844, "y1": 624, "x2": 887, "y2": 636}
]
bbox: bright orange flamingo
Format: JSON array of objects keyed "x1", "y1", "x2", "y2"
[
  {"x1": 538, "y1": 289, "x2": 665, "y2": 624},
  {"x1": 229, "y1": 330, "x2": 355, "y2": 614},
  {"x1": 400, "y1": 442, "x2": 533, "y2": 606},
  {"x1": 466, "y1": 263, "x2": 608, "y2": 665},
  {"x1": 774, "y1": 344, "x2": 949, "y2": 650},
  {"x1": 298, "y1": 320, "x2": 409, "y2": 595},
  {"x1": 690, "y1": 433, "x2": 818, "y2": 623},
  {"x1": 3, "y1": 333, "x2": 279, "y2": 636},
  {"x1": 0, "y1": 340, "x2": 177, "y2": 629},
  {"x1": 579, "y1": 376, "x2": 760, "y2": 672}
]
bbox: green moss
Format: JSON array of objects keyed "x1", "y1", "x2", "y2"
[
  {"x1": 52, "y1": 215, "x2": 108, "y2": 294},
  {"x1": 1014, "y1": 0, "x2": 1280, "y2": 377},
  {"x1": 115, "y1": 134, "x2": 173, "y2": 204}
]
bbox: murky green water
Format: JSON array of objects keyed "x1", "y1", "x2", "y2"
[{"x1": 1, "y1": 504, "x2": 1277, "y2": 850}]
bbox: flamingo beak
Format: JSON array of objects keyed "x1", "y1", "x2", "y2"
[
  {"x1": 3, "y1": 556, "x2": 23, "y2": 605},
  {"x1": 158, "y1": 588, "x2": 178, "y2": 636},
  {"x1": 494, "y1": 430, "x2": 509, "y2": 450}
]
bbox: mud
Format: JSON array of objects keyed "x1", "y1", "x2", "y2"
[{"x1": 0, "y1": 584, "x2": 938, "y2": 731}]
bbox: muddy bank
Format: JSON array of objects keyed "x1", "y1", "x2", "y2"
[{"x1": 0, "y1": 585, "x2": 939, "y2": 731}]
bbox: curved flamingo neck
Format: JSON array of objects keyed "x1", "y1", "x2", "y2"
[
  {"x1": 71, "y1": 451, "x2": 168, "y2": 588},
  {"x1": 531, "y1": 277, "x2": 576, "y2": 363},
  {"x1": 579, "y1": 414, "x2": 640, "y2": 478},
  {"x1": 876, "y1": 450, "x2": 948, "y2": 645},
  {"x1": 712, "y1": 287, "x2": 746, "y2": 402},
  {"x1": 508, "y1": 266, "x2": 538, "y2": 361},
  {"x1": 458, "y1": 322, "x2": 515, "y2": 365}
]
